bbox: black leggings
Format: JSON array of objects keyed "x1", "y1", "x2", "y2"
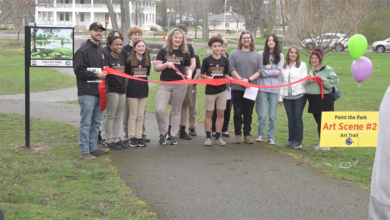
[{"x1": 313, "y1": 113, "x2": 322, "y2": 138}]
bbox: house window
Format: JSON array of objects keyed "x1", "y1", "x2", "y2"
[
  {"x1": 80, "y1": 13, "x2": 84, "y2": 22},
  {"x1": 60, "y1": 12, "x2": 64, "y2": 21},
  {"x1": 80, "y1": 0, "x2": 84, "y2": 4},
  {"x1": 49, "y1": 12, "x2": 53, "y2": 21},
  {"x1": 65, "y1": 12, "x2": 70, "y2": 21},
  {"x1": 225, "y1": 23, "x2": 229, "y2": 28},
  {"x1": 105, "y1": 13, "x2": 109, "y2": 19}
]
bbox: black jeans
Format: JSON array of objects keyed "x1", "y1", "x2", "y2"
[
  {"x1": 313, "y1": 113, "x2": 322, "y2": 138},
  {"x1": 232, "y1": 90, "x2": 255, "y2": 136},
  {"x1": 212, "y1": 99, "x2": 232, "y2": 132}
]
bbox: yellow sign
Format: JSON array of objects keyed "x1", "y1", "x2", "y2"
[{"x1": 320, "y1": 112, "x2": 379, "y2": 147}]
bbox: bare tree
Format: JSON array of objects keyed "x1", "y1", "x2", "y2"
[
  {"x1": 285, "y1": 0, "x2": 373, "y2": 56},
  {"x1": 120, "y1": 0, "x2": 131, "y2": 45},
  {"x1": 106, "y1": 0, "x2": 119, "y2": 30},
  {"x1": 188, "y1": 0, "x2": 203, "y2": 38},
  {"x1": 230, "y1": 0, "x2": 263, "y2": 38},
  {"x1": 202, "y1": 0, "x2": 209, "y2": 41}
]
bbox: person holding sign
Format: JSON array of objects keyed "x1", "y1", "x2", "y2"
[
  {"x1": 74, "y1": 22, "x2": 109, "y2": 160},
  {"x1": 201, "y1": 36, "x2": 230, "y2": 146},
  {"x1": 279, "y1": 46, "x2": 308, "y2": 150},
  {"x1": 102, "y1": 36, "x2": 127, "y2": 150},
  {"x1": 255, "y1": 34, "x2": 284, "y2": 146},
  {"x1": 125, "y1": 40, "x2": 150, "y2": 148},
  {"x1": 305, "y1": 49, "x2": 339, "y2": 150},
  {"x1": 154, "y1": 28, "x2": 192, "y2": 145},
  {"x1": 229, "y1": 31, "x2": 262, "y2": 144}
]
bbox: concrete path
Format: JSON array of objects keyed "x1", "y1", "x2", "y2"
[{"x1": 0, "y1": 35, "x2": 371, "y2": 219}]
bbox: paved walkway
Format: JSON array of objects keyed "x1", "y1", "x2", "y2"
[
  {"x1": 0, "y1": 35, "x2": 370, "y2": 219},
  {"x1": 0, "y1": 75, "x2": 370, "y2": 220}
]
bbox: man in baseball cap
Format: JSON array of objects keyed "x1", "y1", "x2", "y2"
[{"x1": 89, "y1": 21, "x2": 106, "y2": 31}]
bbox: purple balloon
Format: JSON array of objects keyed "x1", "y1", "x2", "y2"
[{"x1": 351, "y1": 56, "x2": 373, "y2": 82}]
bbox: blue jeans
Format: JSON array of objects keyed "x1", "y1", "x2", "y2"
[
  {"x1": 255, "y1": 91, "x2": 279, "y2": 141},
  {"x1": 283, "y1": 96, "x2": 307, "y2": 144},
  {"x1": 78, "y1": 95, "x2": 103, "y2": 154}
]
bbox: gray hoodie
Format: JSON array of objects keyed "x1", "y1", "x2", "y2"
[
  {"x1": 369, "y1": 86, "x2": 390, "y2": 220},
  {"x1": 256, "y1": 51, "x2": 284, "y2": 94}
]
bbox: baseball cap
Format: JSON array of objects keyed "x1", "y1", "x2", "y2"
[{"x1": 89, "y1": 22, "x2": 106, "y2": 31}]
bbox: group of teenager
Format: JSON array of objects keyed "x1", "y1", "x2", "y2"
[{"x1": 74, "y1": 21, "x2": 339, "y2": 160}]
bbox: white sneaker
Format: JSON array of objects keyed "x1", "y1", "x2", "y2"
[
  {"x1": 255, "y1": 136, "x2": 263, "y2": 142},
  {"x1": 268, "y1": 139, "x2": 275, "y2": 145},
  {"x1": 204, "y1": 138, "x2": 212, "y2": 146},
  {"x1": 215, "y1": 138, "x2": 226, "y2": 146},
  {"x1": 314, "y1": 144, "x2": 330, "y2": 151}
]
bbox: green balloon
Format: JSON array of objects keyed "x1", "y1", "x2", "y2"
[{"x1": 348, "y1": 34, "x2": 367, "y2": 60}]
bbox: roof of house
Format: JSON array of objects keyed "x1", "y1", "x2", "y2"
[{"x1": 208, "y1": 11, "x2": 245, "y2": 22}]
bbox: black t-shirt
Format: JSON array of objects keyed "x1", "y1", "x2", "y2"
[
  {"x1": 125, "y1": 58, "x2": 150, "y2": 98},
  {"x1": 107, "y1": 54, "x2": 126, "y2": 94},
  {"x1": 156, "y1": 48, "x2": 191, "y2": 81},
  {"x1": 122, "y1": 44, "x2": 151, "y2": 61},
  {"x1": 188, "y1": 44, "x2": 195, "y2": 58},
  {"x1": 192, "y1": 55, "x2": 201, "y2": 79},
  {"x1": 201, "y1": 55, "x2": 229, "y2": 95}
]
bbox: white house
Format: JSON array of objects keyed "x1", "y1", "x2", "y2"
[
  {"x1": 208, "y1": 10, "x2": 245, "y2": 31},
  {"x1": 35, "y1": 0, "x2": 160, "y2": 31}
]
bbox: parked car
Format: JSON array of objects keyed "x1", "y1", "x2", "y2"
[
  {"x1": 372, "y1": 38, "x2": 390, "y2": 53},
  {"x1": 301, "y1": 33, "x2": 349, "y2": 51}
]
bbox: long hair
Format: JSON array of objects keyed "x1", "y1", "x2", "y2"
[
  {"x1": 284, "y1": 45, "x2": 301, "y2": 69},
  {"x1": 263, "y1": 34, "x2": 281, "y2": 65},
  {"x1": 237, "y1": 30, "x2": 255, "y2": 51},
  {"x1": 309, "y1": 48, "x2": 324, "y2": 68},
  {"x1": 164, "y1": 28, "x2": 188, "y2": 53},
  {"x1": 128, "y1": 39, "x2": 150, "y2": 67},
  {"x1": 106, "y1": 29, "x2": 124, "y2": 46}
]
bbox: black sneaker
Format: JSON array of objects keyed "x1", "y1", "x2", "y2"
[
  {"x1": 129, "y1": 138, "x2": 138, "y2": 148},
  {"x1": 123, "y1": 134, "x2": 129, "y2": 143},
  {"x1": 107, "y1": 142, "x2": 122, "y2": 150},
  {"x1": 159, "y1": 135, "x2": 166, "y2": 145},
  {"x1": 97, "y1": 131, "x2": 103, "y2": 144},
  {"x1": 170, "y1": 136, "x2": 177, "y2": 145},
  {"x1": 137, "y1": 138, "x2": 146, "y2": 147},
  {"x1": 179, "y1": 131, "x2": 192, "y2": 140},
  {"x1": 116, "y1": 140, "x2": 128, "y2": 149},
  {"x1": 189, "y1": 128, "x2": 197, "y2": 136},
  {"x1": 285, "y1": 141, "x2": 294, "y2": 147},
  {"x1": 166, "y1": 130, "x2": 171, "y2": 140},
  {"x1": 142, "y1": 134, "x2": 150, "y2": 142}
]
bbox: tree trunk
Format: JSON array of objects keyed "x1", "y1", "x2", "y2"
[
  {"x1": 106, "y1": 0, "x2": 119, "y2": 29},
  {"x1": 202, "y1": 0, "x2": 209, "y2": 41},
  {"x1": 279, "y1": 0, "x2": 287, "y2": 40},
  {"x1": 120, "y1": 0, "x2": 130, "y2": 45},
  {"x1": 265, "y1": 1, "x2": 276, "y2": 37},
  {"x1": 259, "y1": 19, "x2": 265, "y2": 38},
  {"x1": 179, "y1": 0, "x2": 182, "y2": 24}
]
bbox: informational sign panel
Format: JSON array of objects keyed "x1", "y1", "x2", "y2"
[
  {"x1": 320, "y1": 112, "x2": 379, "y2": 147},
  {"x1": 28, "y1": 27, "x2": 74, "y2": 67}
]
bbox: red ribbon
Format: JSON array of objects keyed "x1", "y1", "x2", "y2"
[
  {"x1": 98, "y1": 79, "x2": 107, "y2": 111},
  {"x1": 98, "y1": 67, "x2": 324, "y2": 111}
]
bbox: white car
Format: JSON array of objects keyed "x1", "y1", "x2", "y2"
[
  {"x1": 301, "y1": 33, "x2": 349, "y2": 51},
  {"x1": 372, "y1": 38, "x2": 390, "y2": 53}
]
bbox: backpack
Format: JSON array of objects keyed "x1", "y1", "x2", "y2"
[{"x1": 325, "y1": 87, "x2": 341, "y2": 101}]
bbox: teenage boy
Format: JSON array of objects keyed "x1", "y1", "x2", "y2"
[
  {"x1": 201, "y1": 37, "x2": 230, "y2": 146},
  {"x1": 121, "y1": 25, "x2": 151, "y2": 143},
  {"x1": 229, "y1": 30, "x2": 263, "y2": 144},
  {"x1": 166, "y1": 24, "x2": 196, "y2": 140},
  {"x1": 187, "y1": 38, "x2": 201, "y2": 136},
  {"x1": 74, "y1": 22, "x2": 109, "y2": 160}
]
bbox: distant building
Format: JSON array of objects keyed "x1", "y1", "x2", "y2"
[
  {"x1": 35, "y1": 0, "x2": 160, "y2": 31},
  {"x1": 208, "y1": 9, "x2": 245, "y2": 31}
]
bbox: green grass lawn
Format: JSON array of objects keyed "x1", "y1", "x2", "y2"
[
  {"x1": 0, "y1": 39, "x2": 76, "y2": 95},
  {"x1": 147, "y1": 48, "x2": 390, "y2": 189},
  {"x1": 0, "y1": 113, "x2": 154, "y2": 219}
]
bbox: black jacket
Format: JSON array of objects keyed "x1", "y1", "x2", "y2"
[{"x1": 74, "y1": 39, "x2": 109, "y2": 96}]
